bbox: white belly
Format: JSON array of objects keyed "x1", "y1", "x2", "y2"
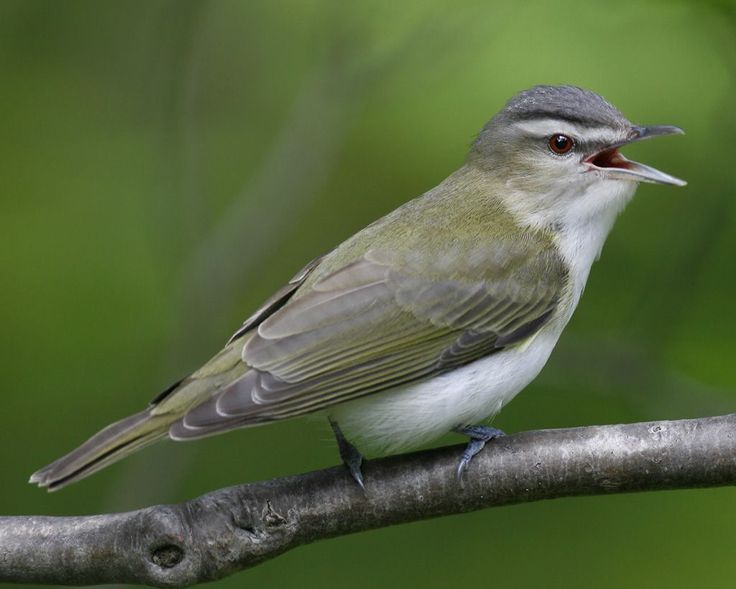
[
  {"x1": 329, "y1": 324, "x2": 563, "y2": 456},
  {"x1": 328, "y1": 181, "x2": 632, "y2": 456}
]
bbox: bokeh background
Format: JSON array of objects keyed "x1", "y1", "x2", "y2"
[{"x1": 2, "y1": 0, "x2": 736, "y2": 587}]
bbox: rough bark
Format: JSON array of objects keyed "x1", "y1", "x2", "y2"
[{"x1": 2, "y1": 414, "x2": 736, "y2": 587}]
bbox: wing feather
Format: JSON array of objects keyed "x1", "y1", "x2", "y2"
[{"x1": 173, "y1": 240, "x2": 567, "y2": 437}]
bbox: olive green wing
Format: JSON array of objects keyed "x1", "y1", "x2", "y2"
[
  {"x1": 228, "y1": 254, "x2": 326, "y2": 344},
  {"x1": 171, "y1": 242, "x2": 566, "y2": 438}
]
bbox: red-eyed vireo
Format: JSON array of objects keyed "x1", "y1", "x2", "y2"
[{"x1": 31, "y1": 85, "x2": 686, "y2": 491}]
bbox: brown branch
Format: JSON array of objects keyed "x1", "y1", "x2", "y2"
[{"x1": 2, "y1": 414, "x2": 735, "y2": 587}]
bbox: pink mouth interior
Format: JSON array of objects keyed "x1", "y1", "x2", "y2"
[{"x1": 586, "y1": 148, "x2": 631, "y2": 170}]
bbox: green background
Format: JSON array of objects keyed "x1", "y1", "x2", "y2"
[{"x1": 2, "y1": 0, "x2": 736, "y2": 586}]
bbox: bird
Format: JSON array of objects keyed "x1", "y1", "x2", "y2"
[{"x1": 30, "y1": 85, "x2": 686, "y2": 491}]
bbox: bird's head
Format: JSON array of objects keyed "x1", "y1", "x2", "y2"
[{"x1": 470, "y1": 85, "x2": 685, "y2": 229}]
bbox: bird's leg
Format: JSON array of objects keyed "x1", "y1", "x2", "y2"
[
  {"x1": 453, "y1": 424, "x2": 506, "y2": 479},
  {"x1": 329, "y1": 418, "x2": 365, "y2": 490}
]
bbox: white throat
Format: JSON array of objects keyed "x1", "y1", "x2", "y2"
[
  {"x1": 503, "y1": 178, "x2": 637, "y2": 306},
  {"x1": 553, "y1": 180, "x2": 636, "y2": 304}
]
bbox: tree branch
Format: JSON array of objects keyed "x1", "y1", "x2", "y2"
[{"x1": 2, "y1": 414, "x2": 736, "y2": 587}]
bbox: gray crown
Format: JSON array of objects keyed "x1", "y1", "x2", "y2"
[{"x1": 501, "y1": 85, "x2": 628, "y2": 128}]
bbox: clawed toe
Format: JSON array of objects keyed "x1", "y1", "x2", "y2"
[
  {"x1": 453, "y1": 425, "x2": 506, "y2": 480},
  {"x1": 329, "y1": 418, "x2": 366, "y2": 490}
]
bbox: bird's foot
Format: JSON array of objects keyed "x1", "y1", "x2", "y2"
[
  {"x1": 329, "y1": 418, "x2": 365, "y2": 490},
  {"x1": 453, "y1": 425, "x2": 506, "y2": 479}
]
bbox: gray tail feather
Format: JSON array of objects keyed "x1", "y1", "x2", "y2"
[{"x1": 29, "y1": 409, "x2": 169, "y2": 492}]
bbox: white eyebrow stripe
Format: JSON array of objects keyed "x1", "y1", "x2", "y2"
[{"x1": 514, "y1": 120, "x2": 616, "y2": 144}]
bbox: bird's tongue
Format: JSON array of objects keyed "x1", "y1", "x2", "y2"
[
  {"x1": 586, "y1": 147, "x2": 686, "y2": 186},
  {"x1": 587, "y1": 148, "x2": 628, "y2": 170}
]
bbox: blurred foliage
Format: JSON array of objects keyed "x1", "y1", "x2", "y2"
[{"x1": 1, "y1": 0, "x2": 736, "y2": 587}]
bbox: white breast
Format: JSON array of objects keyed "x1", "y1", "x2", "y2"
[
  {"x1": 330, "y1": 324, "x2": 564, "y2": 455},
  {"x1": 330, "y1": 180, "x2": 637, "y2": 456}
]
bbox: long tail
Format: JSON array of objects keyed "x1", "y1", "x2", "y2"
[
  {"x1": 28, "y1": 409, "x2": 177, "y2": 491},
  {"x1": 30, "y1": 342, "x2": 248, "y2": 492}
]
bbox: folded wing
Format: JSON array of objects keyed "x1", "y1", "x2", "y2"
[{"x1": 170, "y1": 241, "x2": 566, "y2": 439}]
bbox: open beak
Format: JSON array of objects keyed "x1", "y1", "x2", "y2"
[{"x1": 585, "y1": 125, "x2": 686, "y2": 186}]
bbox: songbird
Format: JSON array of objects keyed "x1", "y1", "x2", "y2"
[{"x1": 30, "y1": 85, "x2": 685, "y2": 491}]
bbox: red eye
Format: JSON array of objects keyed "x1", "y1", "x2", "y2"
[{"x1": 549, "y1": 134, "x2": 574, "y2": 154}]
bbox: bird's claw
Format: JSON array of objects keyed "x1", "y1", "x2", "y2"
[
  {"x1": 329, "y1": 418, "x2": 366, "y2": 491},
  {"x1": 453, "y1": 425, "x2": 506, "y2": 480}
]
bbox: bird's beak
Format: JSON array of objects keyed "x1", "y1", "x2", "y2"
[{"x1": 584, "y1": 125, "x2": 687, "y2": 187}]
